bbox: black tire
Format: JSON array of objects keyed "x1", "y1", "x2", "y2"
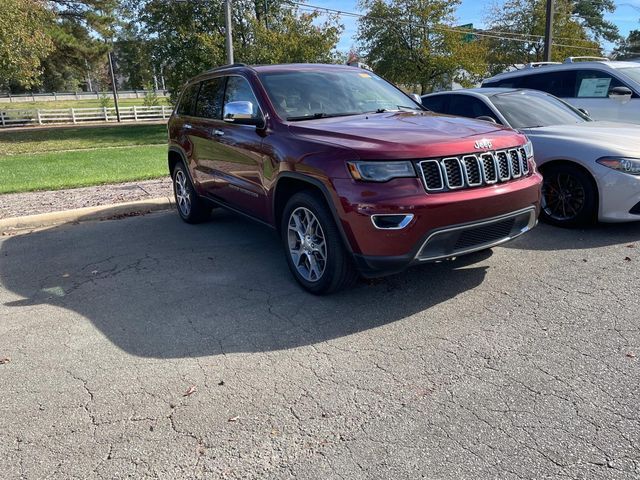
[
  {"x1": 172, "y1": 162, "x2": 212, "y2": 224},
  {"x1": 540, "y1": 163, "x2": 597, "y2": 228},
  {"x1": 281, "y1": 191, "x2": 358, "y2": 294}
]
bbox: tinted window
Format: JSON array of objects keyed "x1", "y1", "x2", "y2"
[
  {"x1": 448, "y1": 95, "x2": 496, "y2": 119},
  {"x1": 177, "y1": 83, "x2": 200, "y2": 116},
  {"x1": 421, "y1": 95, "x2": 448, "y2": 113},
  {"x1": 575, "y1": 70, "x2": 625, "y2": 98},
  {"x1": 224, "y1": 76, "x2": 261, "y2": 117},
  {"x1": 490, "y1": 90, "x2": 588, "y2": 128},
  {"x1": 194, "y1": 77, "x2": 225, "y2": 119},
  {"x1": 520, "y1": 71, "x2": 576, "y2": 97},
  {"x1": 483, "y1": 77, "x2": 525, "y2": 89}
]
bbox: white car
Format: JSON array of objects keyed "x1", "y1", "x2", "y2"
[
  {"x1": 421, "y1": 88, "x2": 640, "y2": 227},
  {"x1": 481, "y1": 57, "x2": 640, "y2": 124}
]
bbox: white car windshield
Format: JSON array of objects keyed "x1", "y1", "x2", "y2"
[
  {"x1": 491, "y1": 91, "x2": 590, "y2": 129},
  {"x1": 619, "y1": 67, "x2": 640, "y2": 85},
  {"x1": 258, "y1": 69, "x2": 422, "y2": 121}
]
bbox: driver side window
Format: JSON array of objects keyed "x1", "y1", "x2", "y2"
[{"x1": 224, "y1": 76, "x2": 261, "y2": 118}]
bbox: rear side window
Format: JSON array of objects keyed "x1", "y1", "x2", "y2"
[
  {"x1": 520, "y1": 71, "x2": 576, "y2": 98},
  {"x1": 575, "y1": 70, "x2": 625, "y2": 98},
  {"x1": 483, "y1": 78, "x2": 524, "y2": 89},
  {"x1": 422, "y1": 95, "x2": 448, "y2": 113},
  {"x1": 447, "y1": 95, "x2": 495, "y2": 119},
  {"x1": 177, "y1": 83, "x2": 200, "y2": 116},
  {"x1": 194, "y1": 77, "x2": 225, "y2": 119}
]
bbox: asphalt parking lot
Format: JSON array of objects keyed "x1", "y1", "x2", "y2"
[{"x1": 1, "y1": 210, "x2": 639, "y2": 479}]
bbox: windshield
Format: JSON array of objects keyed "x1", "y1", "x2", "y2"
[
  {"x1": 258, "y1": 69, "x2": 422, "y2": 121},
  {"x1": 618, "y1": 67, "x2": 640, "y2": 85},
  {"x1": 491, "y1": 90, "x2": 590, "y2": 128}
]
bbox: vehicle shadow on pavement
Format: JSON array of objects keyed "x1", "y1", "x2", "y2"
[
  {"x1": 505, "y1": 221, "x2": 640, "y2": 251},
  {"x1": 1, "y1": 210, "x2": 491, "y2": 359}
]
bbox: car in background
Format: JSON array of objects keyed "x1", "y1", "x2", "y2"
[
  {"x1": 481, "y1": 57, "x2": 640, "y2": 124},
  {"x1": 168, "y1": 63, "x2": 542, "y2": 294},
  {"x1": 422, "y1": 88, "x2": 640, "y2": 227}
]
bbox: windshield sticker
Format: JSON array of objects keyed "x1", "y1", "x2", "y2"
[
  {"x1": 577, "y1": 78, "x2": 611, "y2": 98},
  {"x1": 358, "y1": 73, "x2": 372, "y2": 78}
]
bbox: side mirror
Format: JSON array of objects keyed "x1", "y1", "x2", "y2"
[
  {"x1": 223, "y1": 101, "x2": 263, "y2": 126},
  {"x1": 476, "y1": 115, "x2": 498, "y2": 124},
  {"x1": 577, "y1": 107, "x2": 590, "y2": 117},
  {"x1": 609, "y1": 86, "x2": 633, "y2": 103},
  {"x1": 410, "y1": 93, "x2": 422, "y2": 105}
]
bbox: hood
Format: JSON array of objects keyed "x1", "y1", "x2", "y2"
[
  {"x1": 287, "y1": 111, "x2": 527, "y2": 160},
  {"x1": 522, "y1": 121, "x2": 640, "y2": 157}
]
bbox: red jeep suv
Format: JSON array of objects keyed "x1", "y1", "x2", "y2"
[{"x1": 168, "y1": 63, "x2": 542, "y2": 294}]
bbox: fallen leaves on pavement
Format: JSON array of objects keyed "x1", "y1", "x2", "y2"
[
  {"x1": 0, "y1": 357, "x2": 11, "y2": 365},
  {"x1": 183, "y1": 385, "x2": 197, "y2": 397},
  {"x1": 228, "y1": 415, "x2": 240, "y2": 422}
]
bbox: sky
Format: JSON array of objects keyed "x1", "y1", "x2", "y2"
[{"x1": 304, "y1": 0, "x2": 640, "y2": 54}]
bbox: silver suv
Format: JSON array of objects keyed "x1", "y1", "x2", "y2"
[{"x1": 482, "y1": 57, "x2": 640, "y2": 124}]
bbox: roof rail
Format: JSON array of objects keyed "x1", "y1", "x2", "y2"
[
  {"x1": 523, "y1": 61, "x2": 561, "y2": 69},
  {"x1": 206, "y1": 63, "x2": 248, "y2": 72},
  {"x1": 564, "y1": 56, "x2": 610, "y2": 63}
]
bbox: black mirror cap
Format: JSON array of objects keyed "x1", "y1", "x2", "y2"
[{"x1": 610, "y1": 86, "x2": 633, "y2": 96}]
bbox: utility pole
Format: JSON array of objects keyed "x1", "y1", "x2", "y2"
[
  {"x1": 543, "y1": 0, "x2": 554, "y2": 62},
  {"x1": 108, "y1": 50, "x2": 121, "y2": 122},
  {"x1": 224, "y1": 0, "x2": 234, "y2": 64}
]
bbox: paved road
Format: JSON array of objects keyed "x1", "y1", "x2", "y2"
[{"x1": 1, "y1": 210, "x2": 639, "y2": 479}]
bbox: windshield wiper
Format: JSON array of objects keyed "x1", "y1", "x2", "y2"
[{"x1": 286, "y1": 112, "x2": 360, "y2": 121}]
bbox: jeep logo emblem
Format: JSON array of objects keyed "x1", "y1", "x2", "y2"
[{"x1": 474, "y1": 139, "x2": 493, "y2": 150}]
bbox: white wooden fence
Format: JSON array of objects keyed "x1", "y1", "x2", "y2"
[
  {"x1": 0, "y1": 90, "x2": 169, "y2": 104},
  {"x1": 0, "y1": 106, "x2": 172, "y2": 127}
]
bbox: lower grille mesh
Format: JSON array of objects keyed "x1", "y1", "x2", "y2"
[{"x1": 454, "y1": 218, "x2": 516, "y2": 250}]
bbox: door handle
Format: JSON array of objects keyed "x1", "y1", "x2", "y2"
[{"x1": 212, "y1": 129, "x2": 224, "y2": 137}]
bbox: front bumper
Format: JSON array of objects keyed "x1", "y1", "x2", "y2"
[
  {"x1": 353, "y1": 207, "x2": 537, "y2": 277},
  {"x1": 597, "y1": 169, "x2": 640, "y2": 222},
  {"x1": 333, "y1": 173, "x2": 542, "y2": 277}
]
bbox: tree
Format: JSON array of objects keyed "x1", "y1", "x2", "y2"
[
  {"x1": 40, "y1": 1, "x2": 118, "y2": 92},
  {"x1": 483, "y1": 0, "x2": 602, "y2": 75},
  {"x1": 0, "y1": 0, "x2": 53, "y2": 90},
  {"x1": 571, "y1": 0, "x2": 619, "y2": 43},
  {"x1": 357, "y1": 0, "x2": 489, "y2": 94},
  {"x1": 136, "y1": 0, "x2": 343, "y2": 100},
  {"x1": 613, "y1": 30, "x2": 640, "y2": 60}
]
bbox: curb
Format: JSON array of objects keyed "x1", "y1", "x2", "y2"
[{"x1": 0, "y1": 197, "x2": 174, "y2": 234}]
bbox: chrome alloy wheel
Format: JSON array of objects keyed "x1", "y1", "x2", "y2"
[
  {"x1": 287, "y1": 207, "x2": 327, "y2": 282},
  {"x1": 174, "y1": 170, "x2": 192, "y2": 217},
  {"x1": 542, "y1": 172, "x2": 586, "y2": 221}
]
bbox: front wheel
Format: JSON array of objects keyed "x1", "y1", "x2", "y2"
[
  {"x1": 540, "y1": 164, "x2": 597, "y2": 228},
  {"x1": 281, "y1": 191, "x2": 358, "y2": 294}
]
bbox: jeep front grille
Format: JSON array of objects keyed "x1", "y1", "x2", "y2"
[{"x1": 417, "y1": 148, "x2": 530, "y2": 192}]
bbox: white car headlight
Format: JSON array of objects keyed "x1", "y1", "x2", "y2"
[
  {"x1": 523, "y1": 140, "x2": 534, "y2": 159},
  {"x1": 347, "y1": 161, "x2": 416, "y2": 182},
  {"x1": 596, "y1": 157, "x2": 640, "y2": 176}
]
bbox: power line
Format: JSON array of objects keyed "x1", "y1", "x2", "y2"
[{"x1": 286, "y1": 0, "x2": 640, "y2": 56}]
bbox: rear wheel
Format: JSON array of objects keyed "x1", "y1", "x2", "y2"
[
  {"x1": 540, "y1": 164, "x2": 597, "y2": 228},
  {"x1": 172, "y1": 162, "x2": 211, "y2": 224},
  {"x1": 281, "y1": 191, "x2": 358, "y2": 294}
]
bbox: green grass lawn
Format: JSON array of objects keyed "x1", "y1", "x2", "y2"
[
  {"x1": 1, "y1": 97, "x2": 170, "y2": 110},
  {"x1": 0, "y1": 124, "x2": 169, "y2": 193},
  {"x1": 0, "y1": 124, "x2": 167, "y2": 156},
  {"x1": 0, "y1": 145, "x2": 167, "y2": 194}
]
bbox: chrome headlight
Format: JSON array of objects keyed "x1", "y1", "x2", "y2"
[
  {"x1": 347, "y1": 161, "x2": 416, "y2": 182},
  {"x1": 596, "y1": 157, "x2": 640, "y2": 176},
  {"x1": 523, "y1": 140, "x2": 534, "y2": 159}
]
